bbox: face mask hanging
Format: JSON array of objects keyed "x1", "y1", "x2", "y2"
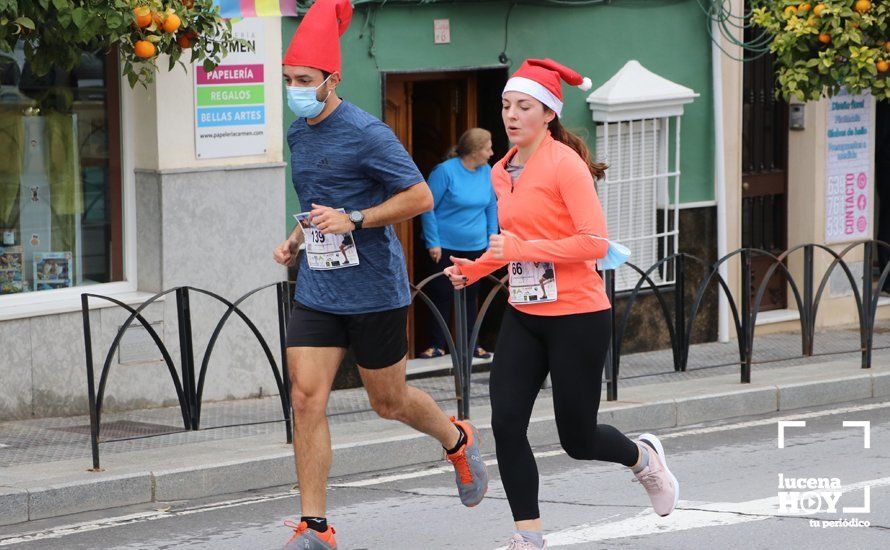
[{"x1": 590, "y1": 235, "x2": 631, "y2": 271}]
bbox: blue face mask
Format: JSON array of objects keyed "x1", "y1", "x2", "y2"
[
  {"x1": 591, "y1": 236, "x2": 631, "y2": 271},
  {"x1": 287, "y1": 75, "x2": 332, "y2": 119}
]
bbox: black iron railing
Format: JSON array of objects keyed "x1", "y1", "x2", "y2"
[
  {"x1": 81, "y1": 283, "x2": 294, "y2": 470},
  {"x1": 81, "y1": 240, "x2": 888, "y2": 468}
]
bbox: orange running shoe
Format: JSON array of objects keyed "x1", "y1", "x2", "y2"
[{"x1": 283, "y1": 520, "x2": 337, "y2": 549}]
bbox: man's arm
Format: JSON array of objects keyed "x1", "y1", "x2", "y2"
[
  {"x1": 310, "y1": 182, "x2": 433, "y2": 234},
  {"x1": 273, "y1": 224, "x2": 306, "y2": 267},
  {"x1": 363, "y1": 182, "x2": 433, "y2": 228},
  {"x1": 312, "y1": 120, "x2": 432, "y2": 234},
  {"x1": 287, "y1": 224, "x2": 306, "y2": 245}
]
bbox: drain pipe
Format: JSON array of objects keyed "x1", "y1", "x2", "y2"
[{"x1": 711, "y1": 14, "x2": 730, "y2": 342}]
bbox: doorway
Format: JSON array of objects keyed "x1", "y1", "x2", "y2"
[
  {"x1": 742, "y1": 7, "x2": 789, "y2": 312},
  {"x1": 383, "y1": 67, "x2": 509, "y2": 357}
]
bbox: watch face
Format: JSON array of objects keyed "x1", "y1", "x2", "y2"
[{"x1": 350, "y1": 211, "x2": 362, "y2": 222}]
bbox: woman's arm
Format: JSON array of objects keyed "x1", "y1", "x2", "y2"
[
  {"x1": 420, "y1": 165, "x2": 449, "y2": 248},
  {"x1": 455, "y1": 249, "x2": 508, "y2": 285},
  {"x1": 485, "y1": 186, "x2": 499, "y2": 238}
]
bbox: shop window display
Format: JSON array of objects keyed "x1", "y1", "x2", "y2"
[{"x1": 0, "y1": 46, "x2": 122, "y2": 295}]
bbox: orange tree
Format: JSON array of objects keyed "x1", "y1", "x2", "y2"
[
  {"x1": 0, "y1": 0, "x2": 252, "y2": 88},
  {"x1": 751, "y1": 1, "x2": 890, "y2": 100}
]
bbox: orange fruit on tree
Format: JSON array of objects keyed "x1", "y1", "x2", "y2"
[
  {"x1": 133, "y1": 6, "x2": 151, "y2": 28},
  {"x1": 798, "y1": 3, "x2": 811, "y2": 13},
  {"x1": 818, "y1": 32, "x2": 831, "y2": 44},
  {"x1": 854, "y1": 0, "x2": 871, "y2": 14},
  {"x1": 182, "y1": 0, "x2": 194, "y2": 7},
  {"x1": 134, "y1": 40, "x2": 156, "y2": 59},
  {"x1": 784, "y1": 5, "x2": 797, "y2": 17},
  {"x1": 885, "y1": 41, "x2": 890, "y2": 54},
  {"x1": 163, "y1": 13, "x2": 181, "y2": 34},
  {"x1": 807, "y1": 16, "x2": 819, "y2": 27},
  {"x1": 878, "y1": 60, "x2": 890, "y2": 74},
  {"x1": 813, "y1": 3, "x2": 826, "y2": 16},
  {"x1": 177, "y1": 32, "x2": 197, "y2": 49}
]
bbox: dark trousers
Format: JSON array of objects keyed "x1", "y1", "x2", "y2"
[
  {"x1": 490, "y1": 306, "x2": 640, "y2": 521},
  {"x1": 426, "y1": 247, "x2": 486, "y2": 350}
]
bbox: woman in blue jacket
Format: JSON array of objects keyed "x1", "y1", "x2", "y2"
[{"x1": 420, "y1": 128, "x2": 497, "y2": 359}]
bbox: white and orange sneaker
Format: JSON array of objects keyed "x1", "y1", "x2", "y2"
[{"x1": 632, "y1": 433, "x2": 680, "y2": 516}]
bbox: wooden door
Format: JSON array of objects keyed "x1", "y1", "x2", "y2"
[
  {"x1": 742, "y1": 7, "x2": 788, "y2": 311},
  {"x1": 384, "y1": 72, "x2": 477, "y2": 355},
  {"x1": 384, "y1": 77, "x2": 418, "y2": 353},
  {"x1": 385, "y1": 78, "x2": 415, "y2": 278}
]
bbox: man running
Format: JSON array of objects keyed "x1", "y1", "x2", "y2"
[{"x1": 272, "y1": 1, "x2": 488, "y2": 548}]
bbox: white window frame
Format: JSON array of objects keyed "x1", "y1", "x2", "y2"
[
  {"x1": 0, "y1": 70, "x2": 142, "y2": 321},
  {"x1": 596, "y1": 115, "x2": 681, "y2": 292}
]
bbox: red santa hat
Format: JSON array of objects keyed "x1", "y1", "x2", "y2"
[
  {"x1": 502, "y1": 58, "x2": 592, "y2": 118},
  {"x1": 283, "y1": 0, "x2": 353, "y2": 74}
]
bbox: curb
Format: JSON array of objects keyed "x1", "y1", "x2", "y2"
[
  {"x1": 28, "y1": 474, "x2": 152, "y2": 522},
  {"x1": 2, "y1": 363, "x2": 888, "y2": 527}
]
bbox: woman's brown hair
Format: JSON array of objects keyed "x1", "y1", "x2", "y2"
[
  {"x1": 447, "y1": 127, "x2": 492, "y2": 159},
  {"x1": 547, "y1": 116, "x2": 607, "y2": 182}
]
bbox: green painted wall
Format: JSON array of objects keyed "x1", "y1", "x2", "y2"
[{"x1": 282, "y1": 0, "x2": 714, "y2": 234}]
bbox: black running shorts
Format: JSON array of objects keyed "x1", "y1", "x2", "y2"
[{"x1": 285, "y1": 301, "x2": 409, "y2": 369}]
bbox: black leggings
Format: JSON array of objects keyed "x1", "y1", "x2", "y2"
[{"x1": 489, "y1": 306, "x2": 640, "y2": 521}]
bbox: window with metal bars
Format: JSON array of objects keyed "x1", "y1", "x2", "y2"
[{"x1": 595, "y1": 117, "x2": 681, "y2": 291}]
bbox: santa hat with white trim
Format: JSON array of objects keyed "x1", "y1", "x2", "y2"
[{"x1": 502, "y1": 58, "x2": 592, "y2": 118}]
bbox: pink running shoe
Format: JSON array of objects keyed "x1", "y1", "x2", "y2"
[
  {"x1": 505, "y1": 534, "x2": 547, "y2": 549},
  {"x1": 632, "y1": 433, "x2": 680, "y2": 516}
]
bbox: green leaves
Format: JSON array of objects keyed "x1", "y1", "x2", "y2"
[
  {"x1": 70, "y1": 7, "x2": 86, "y2": 28},
  {"x1": 106, "y1": 11, "x2": 124, "y2": 30},
  {"x1": 750, "y1": 0, "x2": 890, "y2": 101},
  {"x1": 0, "y1": 1, "x2": 253, "y2": 88}
]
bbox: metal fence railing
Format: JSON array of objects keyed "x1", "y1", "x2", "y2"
[{"x1": 81, "y1": 240, "x2": 887, "y2": 468}]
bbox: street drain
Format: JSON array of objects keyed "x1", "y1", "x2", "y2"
[{"x1": 50, "y1": 420, "x2": 184, "y2": 440}]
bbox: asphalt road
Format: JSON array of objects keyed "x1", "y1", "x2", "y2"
[{"x1": 2, "y1": 398, "x2": 889, "y2": 549}]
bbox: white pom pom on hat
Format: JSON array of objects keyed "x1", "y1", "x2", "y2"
[{"x1": 578, "y1": 77, "x2": 592, "y2": 91}]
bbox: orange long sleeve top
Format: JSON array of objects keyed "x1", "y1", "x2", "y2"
[{"x1": 460, "y1": 133, "x2": 612, "y2": 316}]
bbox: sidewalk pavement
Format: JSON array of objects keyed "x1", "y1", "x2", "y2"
[{"x1": 1, "y1": 322, "x2": 889, "y2": 527}]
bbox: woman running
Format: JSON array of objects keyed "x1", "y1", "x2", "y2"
[{"x1": 445, "y1": 58, "x2": 679, "y2": 549}]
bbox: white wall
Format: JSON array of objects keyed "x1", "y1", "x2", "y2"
[
  {"x1": 125, "y1": 17, "x2": 284, "y2": 171},
  {"x1": 0, "y1": 18, "x2": 288, "y2": 420}
]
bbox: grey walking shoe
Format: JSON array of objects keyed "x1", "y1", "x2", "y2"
[{"x1": 445, "y1": 418, "x2": 489, "y2": 507}]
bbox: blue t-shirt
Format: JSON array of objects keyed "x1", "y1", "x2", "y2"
[
  {"x1": 287, "y1": 100, "x2": 423, "y2": 315},
  {"x1": 420, "y1": 157, "x2": 498, "y2": 251}
]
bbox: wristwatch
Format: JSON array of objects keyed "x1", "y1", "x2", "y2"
[{"x1": 348, "y1": 210, "x2": 364, "y2": 230}]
